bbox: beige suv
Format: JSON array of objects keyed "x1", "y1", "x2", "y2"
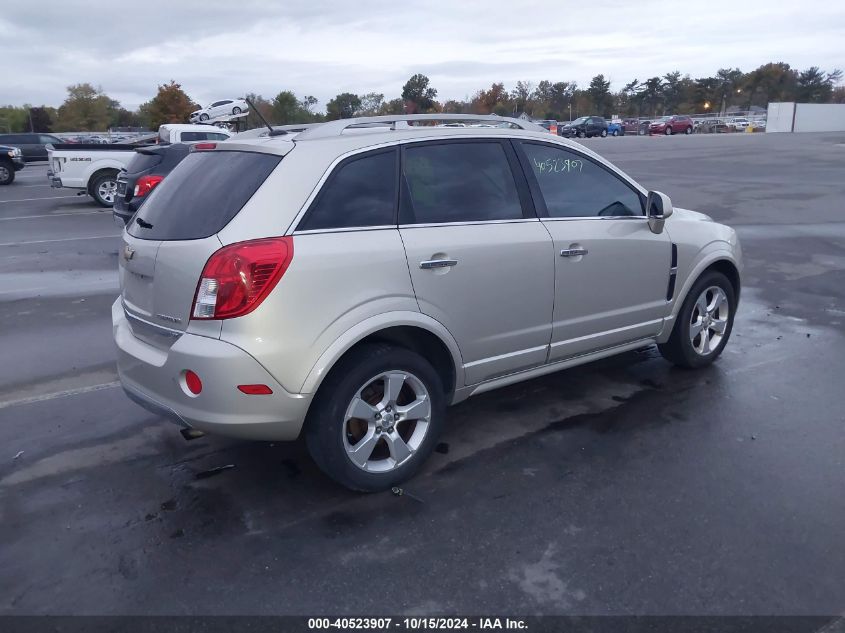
[{"x1": 113, "y1": 115, "x2": 742, "y2": 491}]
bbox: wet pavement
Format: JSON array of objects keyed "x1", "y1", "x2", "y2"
[{"x1": 1, "y1": 134, "x2": 844, "y2": 615}]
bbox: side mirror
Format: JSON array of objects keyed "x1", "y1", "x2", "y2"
[{"x1": 646, "y1": 191, "x2": 673, "y2": 234}]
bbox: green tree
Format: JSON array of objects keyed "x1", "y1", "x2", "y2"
[
  {"x1": 401, "y1": 74, "x2": 438, "y2": 112},
  {"x1": 511, "y1": 80, "x2": 534, "y2": 114},
  {"x1": 326, "y1": 93, "x2": 362, "y2": 119},
  {"x1": 55, "y1": 83, "x2": 112, "y2": 131},
  {"x1": 796, "y1": 67, "x2": 843, "y2": 102},
  {"x1": 587, "y1": 74, "x2": 612, "y2": 116},
  {"x1": 271, "y1": 91, "x2": 311, "y2": 124},
  {"x1": 639, "y1": 77, "x2": 665, "y2": 116},
  {"x1": 379, "y1": 98, "x2": 406, "y2": 115},
  {"x1": 29, "y1": 106, "x2": 53, "y2": 132},
  {"x1": 357, "y1": 93, "x2": 385, "y2": 116},
  {"x1": 742, "y1": 62, "x2": 797, "y2": 107},
  {"x1": 715, "y1": 68, "x2": 744, "y2": 114},
  {"x1": 138, "y1": 81, "x2": 198, "y2": 130},
  {"x1": 471, "y1": 82, "x2": 508, "y2": 114}
]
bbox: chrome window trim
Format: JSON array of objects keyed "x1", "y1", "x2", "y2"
[
  {"x1": 293, "y1": 225, "x2": 397, "y2": 236},
  {"x1": 399, "y1": 218, "x2": 539, "y2": 230},
  {"x1": 540, "y1": 216, "x2": 649, "y2": 223}
]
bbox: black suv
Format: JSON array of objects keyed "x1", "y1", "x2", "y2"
[
  {"x1": 113, "y1": 143, "x2": 192, "y2": 224},
  {"x1": 558, "y1": 116, "x2": 608, "y2": 139},
  {"x1": 0, "y1": 144, "x2": 26, "y2": 185},
  {"x1": 0, "y1": 133, "x2": 64, "y2": 161}
]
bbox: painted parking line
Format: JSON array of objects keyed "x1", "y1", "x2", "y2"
[
  {"x1": 0, "y1": 234, "x2": 120, "y2": 247},
  {"x1": 0, "y1": 195, "x2": 79, "y2": 203},
  {"x1": 0, "y1": 381, "x2": 121, "y2": 410},
  {"x1": 0, "y1": 211, "x2": 104, "y2": 222}
]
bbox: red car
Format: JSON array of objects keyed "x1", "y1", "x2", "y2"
[{"x1": 649, "y1": 115, "x2": 693, "y2": 135}]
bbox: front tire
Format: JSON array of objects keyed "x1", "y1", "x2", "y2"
[
  {"x1": 199, "y1": 113, "x2": 209, "y2": 121},
  {"x1": 577, "y1": 130, "x2": 586, "y2": 139},
  {"x1": 684, "y1": 126, "x2": 692, "y2": 135},
  {"x1": 232, "y1": 107, "x2": 241, "y2": 115},
  {"x1": 611, "y1": 129, "x2": 619, "y2": 136},
  {"x1": 665, "y1": 126, "x2": 673, "y2": 135},
  {"x1": 658, "y1": 271, "x2": 736, "y2": 369},
  {"x1": 0, "y1": 161, "x2": 14, "y2": 185},
  {"x1": 91, "y1": 172, "x2": 118, "y2": 207},
  {"x1": 305, "y1": 344, "x2": 446, "y2": 492}
]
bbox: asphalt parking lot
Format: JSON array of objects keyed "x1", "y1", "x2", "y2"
[{"x1": 1, "y1": 133, "x2": 844, "y2": 616}]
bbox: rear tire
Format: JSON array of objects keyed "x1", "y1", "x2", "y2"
[
  {"x1": 684, "y1": 126, "x2": 692, "y2": 135},
  {"x1": 658, "y1": 271, "x2": 736, "y2": 369},
  {"x1": 0, "y1": 161, "x2": 14, "y2": 185},
  {"x1": 305, "y1": 343, "x2": 446, "y2": 492},
  {"x1": 600, "y1": 129, "x2": 608, "y2": 137},
  {"x1": 612, "y1": 129, "x2": 619, "y2": 136},
  {"x1": 91, "y1": 172, "x2": 118, "y2": 207}
]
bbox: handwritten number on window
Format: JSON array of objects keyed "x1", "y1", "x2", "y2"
[{"x1": 532, "y1": 157, "x2": 583, "y2": 174}]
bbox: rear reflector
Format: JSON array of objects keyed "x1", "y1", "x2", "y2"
[
  {"x1": 191, "y1": 237, "x2": 294, "y2": 320},
  {"x1": 237, "y1": 384, "x2": 273, "y2": 395},
  {"x1": 185, "y1": 370, "x2": 202, "y2": 394}
]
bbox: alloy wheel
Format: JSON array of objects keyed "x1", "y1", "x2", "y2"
[
  {"x1": 97, "y1": 180, "x2": 117, "y2": 204},
  {"x1": 689, "y1": 286, "x2": 729, "y2": 355},
  {"x1": 342, "y1": 371, "x2": 432, "y2": 473}
]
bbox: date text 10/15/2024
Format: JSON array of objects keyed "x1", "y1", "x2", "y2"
[{"x1": 307, "y1": 618, "x2": 527, "y2": 630}]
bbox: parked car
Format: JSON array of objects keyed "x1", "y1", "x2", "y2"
[
  {"x1": 730, "y1": 118, "x2": 752, "y2": 131},
  {"x1": 189, "y1": 99, "x2": 249, "y2": 122},
  {"x1": 649, "y1": 115, "x2": 694, "y2": 135},
  {"x1": 114, "y1": 114, "x2": 742, "y2": 491},
  {"x1": 48, "y1": 125, "x2": 231, "y2": 206},
  {"x1": 533, "y1": 120, "x2": 558, "y2": 134},
  {"x1": 0, "y1": 144, "x2": 26, "y2": 185},
  {"x1": 0, "y1": 133, "x2": 64, "y2": 161},
  {"x1": 607, "y1": 121, "x2": 625, "y2": 136},
  {"x1": 558, "y1": 116, "x2": 608, "y2": 138},
  {"x1": 113, "y1": 143, "x2": 192, "y2": 225}
]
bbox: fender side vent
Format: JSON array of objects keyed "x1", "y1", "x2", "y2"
[{"x1": 666, "y1": 243, "x2": 678, "y2": 301}]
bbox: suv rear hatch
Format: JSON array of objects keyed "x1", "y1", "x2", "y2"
[{"x1": 119, "y1": 147, "x2": 283, "y2": 348}]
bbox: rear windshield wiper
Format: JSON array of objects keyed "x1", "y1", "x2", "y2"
[{"x1": 135, "y1": 217, "x2": 153, "y2": 229}]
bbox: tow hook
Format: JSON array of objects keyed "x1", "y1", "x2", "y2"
[{"x1": 180, "y1": 428, "x2": 205, "y2": 441}]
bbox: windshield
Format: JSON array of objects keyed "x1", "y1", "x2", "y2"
[{"x1": 570, "y1": 117, "x2": 588, "y2": 125}]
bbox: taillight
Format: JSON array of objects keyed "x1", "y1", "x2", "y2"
[
  {"x1": 133, "y1": 174, "x2": 163, "y2": 197},
  {"x1": 193, "y1": 142, "x2": 217, "y2": 151},
  {"x1": 191, "y1": 237, "x2": 294, "y2": 320}
]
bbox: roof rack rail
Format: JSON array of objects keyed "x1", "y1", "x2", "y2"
[{"x1": 295, "y1": 114, "x2": 545, "y2": 140}]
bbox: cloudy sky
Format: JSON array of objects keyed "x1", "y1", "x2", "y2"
[{"x1": 1, "y1": 0, "x2": 843, "y2": 111}]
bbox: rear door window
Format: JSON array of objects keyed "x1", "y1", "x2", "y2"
[
  {"x1": 127, "y1": 150, "x2": 281, "y2": 241},
  {"x1": 401, "y1": 141, "x2": 524, "y2": 224},
  {"x1": 297, "y1": 149, "x2": 397, "y2": 231}
]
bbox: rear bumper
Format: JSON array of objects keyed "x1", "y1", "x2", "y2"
[
  {"x1": 112, "y1": 299, "x2": 312, "y2": 441},
  {"x1": 112, "y1": 196, "x2": 138, "y2": 225}
]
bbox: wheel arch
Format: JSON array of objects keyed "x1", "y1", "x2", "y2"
[
  {"x1": 660, "y1": 248, "x2": 742, "y2": 343},
  {"x1": 301, "y1": 313, "x2": 464, "y2": 400},
  {"x1": 86, "y1": 166, "x2": 121, "y2": 194}
]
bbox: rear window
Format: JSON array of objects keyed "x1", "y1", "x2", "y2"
[
  {"x1": 127, "y1": 151, "x2": 281, "y2": 241},
  {"x1": 180, "y1": 132, "x2": 230, "y2": 142},
  {"x1": 125, "y1": 151, "x2": 163, "y2": 174}
]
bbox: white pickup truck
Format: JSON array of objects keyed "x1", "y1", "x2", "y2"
[{"x1": 48, "y1": 124, "x2": 232, "y2": 206}]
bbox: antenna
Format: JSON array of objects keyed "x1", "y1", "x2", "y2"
[{"x1": 244, "y1": 98, "x2": 287, "y2": 136}]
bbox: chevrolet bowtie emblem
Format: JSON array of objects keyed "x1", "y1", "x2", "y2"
[{"x1": 123, "y1": 245, "x2": 135, "y2": 261}]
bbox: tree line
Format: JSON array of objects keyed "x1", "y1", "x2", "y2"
[{"x1": 1, "y1": 62, "x2": 842, "y2": 133}]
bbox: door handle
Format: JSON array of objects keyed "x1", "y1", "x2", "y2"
[
  {"x1": 420, "y1": 259, "x2": 458, "y2": 269},
  {"x1": 560, "y1": 248, "x2": 588, "y2": 257}
]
